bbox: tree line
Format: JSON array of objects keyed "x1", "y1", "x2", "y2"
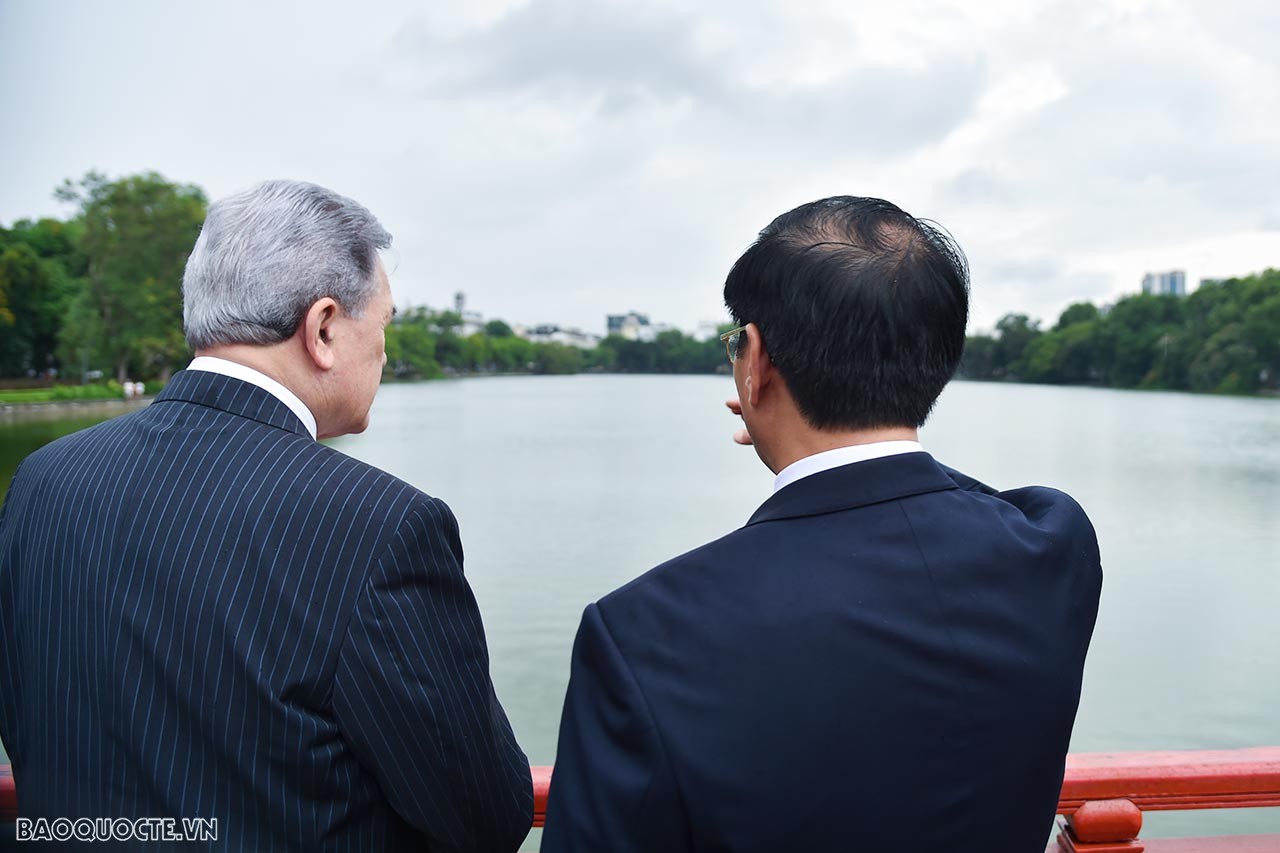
[
  {"x1": 0, "y1": 172, "x2": 207, "y2": 384},
  {"x1": 0, "y1": 171, "x2": 731, "y2": 386},
  {"x1": 961, "y1": 272, "x2": 1280, "y2": 394},
  {"x1": 385, "y1": 309, "x2": 730, "y2": 378},
  {"x1": 2, "y1": 171, "x2": 1276, "y2": 394}
]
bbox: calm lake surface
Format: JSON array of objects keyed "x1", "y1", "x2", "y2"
[{"x1": 2, "y1": 376, "x2": 1277, "y2": 843}]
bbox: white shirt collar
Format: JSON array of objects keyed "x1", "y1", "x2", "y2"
[
  {"x1": 186, "y1": 356, "x2": 318, "y2": 440},
  {"x1": 773, "y1": 440, "x2": 926, "y2": 493}
]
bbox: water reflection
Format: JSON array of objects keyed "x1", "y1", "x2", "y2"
[{"x1": 2, "y1": 377, "x2": 1277, "y2": 840}]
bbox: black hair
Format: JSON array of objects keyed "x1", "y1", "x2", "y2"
[{"x1": 723, "y1": 196, "x2": 969, "y2": 430}]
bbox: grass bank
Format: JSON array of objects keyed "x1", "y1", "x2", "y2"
[{"x1": 0, "y1": 381, "x2": 164, "y2": 405}]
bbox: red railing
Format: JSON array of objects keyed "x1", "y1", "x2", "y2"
[
  {"x1": 5, "y1": 749, "x2": 1279, "y2": 849},
  {"x1": 0, "y1": 764, "x2": 10, "y2": 823},
  {"x1": 1049, "y1": 748, "x2": 1280, "y2": 851}
]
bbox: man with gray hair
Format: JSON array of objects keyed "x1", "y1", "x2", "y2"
[{"x1": 0, "y1": 180, "x2": 533, "y2": 851}]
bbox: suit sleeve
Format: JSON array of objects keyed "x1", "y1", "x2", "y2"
[
  {"x1": 332, "y1": 495, "x2": 533, "y2": 853},
  {"x1": 541, "y1": 603, "x2": 690, "y2": 853}
]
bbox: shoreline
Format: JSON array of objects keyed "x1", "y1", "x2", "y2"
[
  {"x1": 952, "y1": 375, "x2": 1279, "y2": 399},
  {"x1": 0, "y1": 373, "x2": 1273, "y2": 422},
  {"x1": 0, "y1": 397, "x2": 153, "y2": 424}
]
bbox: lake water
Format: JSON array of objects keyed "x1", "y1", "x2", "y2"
[{"x1": 2, "y1": 376, "x2": 1278, "y2": 844}]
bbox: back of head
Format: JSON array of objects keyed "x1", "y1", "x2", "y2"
[
  {"x1": 183, "y1": 180, "x2": 392, "y2": 349},
  {"x1": 724, "y1": 196, "x2": 969, "y2": 430}
]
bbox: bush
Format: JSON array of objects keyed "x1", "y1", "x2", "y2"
[{"x1": 0, "y1": 382, "x2": 125, "y2": 403}]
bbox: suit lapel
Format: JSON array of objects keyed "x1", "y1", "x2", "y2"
[
  {"x1": 745, "y1": 452, "x2": 958, "y2": 526},
  {"x1": 152, "y1": 370, "x2": 312, "y2": 438}
]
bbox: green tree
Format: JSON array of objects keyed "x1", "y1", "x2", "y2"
[
  {"x1": 583, "y1": 340, "x2": 617, "y2": 371},
  {"x1": 0, "y1": 245, "x2": 56, "y2": 375},
  {"x1": 434, "y1": 332, "x2": 464, "y2": 370},
  {"x1": 56, "y1": 171, "x2": 207, "y2": 381},
  {"x1": 484, "y1": 319, "x2": 514, "y2": 338},
  {"x1": 0, "y1": 218, "x2": 86, "y2": 378},
  {"x1": 1098, "y1": 294, "x2": 1187, "y2": 387},
  {"x1": 1017, "y1": 322, "x2": 1100, "y2": 385},
  {"x1": 489, "y1": 335, "x2": 535, "y2": 371},
  {"x1": 428, "y1": 311, "x2": 464, "y2": 336},
  {"x1": 0, "y1": 270, "x2": 13, "y2": 328},
  {"x1": 1240, "y1": 275, "x2": 1280, "y2": 382},
  {"x1": 533, "y1": 342, "x2": 582, "y2": 374},
  {"x1": 384, "y1": 323, "x2": 441, "y2": 378},
  {"x1": 1055, "y1": 302, "x2": 1101, "y2": 330},
  {"x1": 599, "y1": 335, "x2": 658, "y2": 372},
  {"x1": 1189, "y1": 324, "x2": 1261, "y2": 393},
  {"x1": 995, "y1": 314, "x2": 1042, "y2": 377},
  {"x1": 1016, "y1": 332, "x2": 1061, "y2": 383},
  {"x1": 1054, "y1": 322, "x2": 1103, "y2": 385},
  {"x1": 652, "y1": 329, "x2": 702, "y2": 373},
  {"x1": 8, "y1": 217, "x2": 87, "y2": 274},
  {"x1": 959, "y1": 335, "x2": 998, "y2": 379},
  {"x1": 460, "y1": 333, "x2": 490, "y2": 371}
]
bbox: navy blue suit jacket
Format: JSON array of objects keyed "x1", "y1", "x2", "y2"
[
  {"x1": 0, "y1": 370, "x2": 532, "y2": 851},
  {"x1": 542, "y1": 452, "x2": 1101, "y2": 852}
]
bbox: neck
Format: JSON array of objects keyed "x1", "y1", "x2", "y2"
[
  {"x1": 194, "y1": 344, "x2": 321, "y2": 415},
  {"x1": 767, "y1": 423, "x2": 919, "y2": 475}
]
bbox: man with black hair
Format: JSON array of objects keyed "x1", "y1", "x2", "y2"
[{"x1": 542, "y1": 197, "x2": 1102, "y2": 852}]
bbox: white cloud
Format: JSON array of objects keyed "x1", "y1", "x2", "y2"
[{"x1": 0, "y1": 0, "x2": 1276, "y2": 335}]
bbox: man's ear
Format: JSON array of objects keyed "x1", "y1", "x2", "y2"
[
  {"x1": 302, "y1": 298, "x2": 340, "y2": 370},
  {"x1": 743, "y1": 322, "x2": 772, "y2": 408}
]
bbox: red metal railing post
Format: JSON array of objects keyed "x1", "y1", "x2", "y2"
[
  {"x1": 1056, "y1": 797, "x2": 1144, "y2": 852},
  {"x1": 532, "y1": 765, "x2": 551, "y2": 828},
  {"x1": 0, "y1": 764, "x2": 14, "y2": 822}
]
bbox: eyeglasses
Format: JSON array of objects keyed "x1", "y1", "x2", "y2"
[{"x1": 719, "y1": 325, "x2": 747, "y2": 362}]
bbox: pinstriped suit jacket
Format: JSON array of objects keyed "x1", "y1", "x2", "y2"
[{"x1": 0, "y1": 370, "x2": 532, "y2": 851}]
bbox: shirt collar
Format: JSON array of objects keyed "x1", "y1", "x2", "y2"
[
  {"x1": 186, "y1": 356, "x2": 318, "y2": 440},
  {"x1": 773, "y1": 440, "x2": 926, "y2": 493}
]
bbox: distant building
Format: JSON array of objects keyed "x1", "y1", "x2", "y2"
[
  {"x1": 520, "y1": 324, "x2": 602, "y2": 349},
  {"x1": 639, "y1": 323, "x2": 676, "y2": 343},
  {"x1": 607, "y1": 311, "x2": 651, "y2": 340},
  {"x1": 604, "y1": 311, "x2": 681, "y2": 342},
  {"x1": 452, "y1": 290, "x2": 486, "y2": 335},
  {"x1": 1141, "y1": 270, "x2": 1186, "y2": 297}
]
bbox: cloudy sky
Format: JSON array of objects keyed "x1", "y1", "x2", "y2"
[{"x1": 2, "y1": 0, "x2": 1277, "y2": 335}]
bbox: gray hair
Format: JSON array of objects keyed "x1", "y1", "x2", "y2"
[{"x1": 183, "y1": 180, "x2": 392, "y2": 349}]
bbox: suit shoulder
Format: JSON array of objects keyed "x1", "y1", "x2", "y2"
[
  {"x1": 597, "y1": 525, "x2": 754, "y2": 612},
  {"x1": 291, "y1": 441, "x2": 451, "y2": 518},
  {"x1": 996, "y1": 483, "x2": 1094, "y2": 529},
  {"x1": 992, "y1": 483, "x2": 1100, "y2": 563}
]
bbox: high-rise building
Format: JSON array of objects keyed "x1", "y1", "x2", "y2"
[{"x1": 1141, "y1": 270, "x2": 1186, "y2": 297}]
